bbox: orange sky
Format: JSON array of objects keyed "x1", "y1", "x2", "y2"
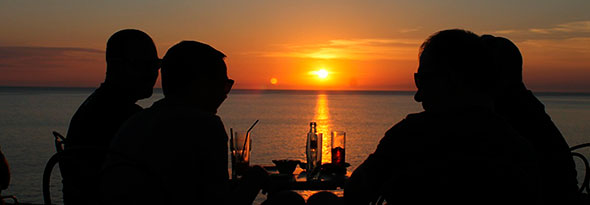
[{"x1": 1, "y1": 1, "x2": 589, "y2": 92}]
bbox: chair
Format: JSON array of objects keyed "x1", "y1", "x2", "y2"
[
  {"x1": 52, "y1": 131, "x2": 66, "y2": 153},
  {"x1": 43, "y1": 131, "x2": 106, "y2": 205},
  {"x1": 570, "y1": 143, "x2": 590, "y2": 194},
  {"x1": 43, "y1": 131, "x2": 66, "y2": 205},
  {"x1": 0, "y1": 147, "x2": 18, "y2": 205}
]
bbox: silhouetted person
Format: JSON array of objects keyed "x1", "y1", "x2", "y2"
[
  {"x1": 59, "y1": 29, "x2": 159, "y2": 204},
  {"x1": 262, "y1": 190, "x2": 306, "y2": 205},
  {"x1": 307, "y1": 191, "x2": 340, "y2": 205},
  {"x1": 482, "y1": 34, "x2": 580, "y2": 204},
  {"x1": 100, "y1": 41, "x2": 267, "y2": 204},
  {"x1": 345, "y1": 29, "x2": 540, "y2": 205},
  {"x1": 0, "y1": 147, "x2": 9, "y2": 192}
]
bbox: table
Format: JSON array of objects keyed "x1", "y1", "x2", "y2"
[
  {"x1": 230, "y1": 163, "x2": 350, "y2": 203},
  {"x1": 263, "y1": 166, "x2": 349, "y2": 191}
]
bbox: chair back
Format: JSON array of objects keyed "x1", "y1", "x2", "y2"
[
  {"x1": 0, "y1": 147, "x2": 18, "y2": 204},
  {"x1": 52, "y1": 131, "x2": 66, "y2": 153},
  {"x1": 43, "y1": 151, "x2": 62, "y2": 205},
  {"x1": 43, "y1": 131, "x2": 67, "y2": 205},
  {"x1": 570, "y1": 143, "x2": 590, "y2": 194},
  {"x1": 44, "y1": 131, "x2": 106, "y2": 205}
]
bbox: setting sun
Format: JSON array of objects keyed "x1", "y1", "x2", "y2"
[{"x1": 310, "y1": 69, "x2": 329, "y2": 80}]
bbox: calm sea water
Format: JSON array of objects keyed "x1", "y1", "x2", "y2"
[{"x1": 0, "y1": 87, "x2": 589, "y2": 204}]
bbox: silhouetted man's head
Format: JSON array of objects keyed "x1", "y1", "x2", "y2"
[
  {"x1": 414, "y1": 29, "x2": 491, "y2": 111},
  {"x1": 161, "y1": 41, "x2": 233, "y2": 114},
  {"x1": 481, "y1": 35, "x2": 525, "y2": 94},
  {"x1": 105, "y1": 29, "x2": 159, "y2": 100}
]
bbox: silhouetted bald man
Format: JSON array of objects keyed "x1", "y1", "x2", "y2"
[{"x1": 60, "y1": 29, "x2": 160, "y2": 204}]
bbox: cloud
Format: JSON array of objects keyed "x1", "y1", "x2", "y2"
[
  {"x1": 399, "y1": 27, "x2": 421, "y2": 33},
  {"x1": 491, "y1": 20, "x2": 590, "y2": 38},
  {"x1": 0, "y1": 46, "x2": 103, "y2": 70},
  {"x1": 519, "y1": 37, "x2": 590, "y2": 65},
  {"x1": 488, "y1": 20, "x2": 590, "y2": 66},
  {"x1": 529, "y1": 20, "x2": 590, "y2": 34},
  {"x1": 520, "y1": 37, "x2": 590, "y2": 52},
  {"x1": 258, "y1": 38, "x2": 422, "y2": 60},
  {"x1": 0, "y1": 46, "x2": 105, "y2": 86},
  {"x1": 494, "y1": 29, "x2": 517, "y2": 34}
]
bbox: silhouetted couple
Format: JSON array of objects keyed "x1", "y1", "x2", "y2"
[
  {"x1": 345, "y1": 29, "x2": 580, "y2": 204},
  {"x1": 61, "y1": 29, "x2": 266, "y2": 204}
]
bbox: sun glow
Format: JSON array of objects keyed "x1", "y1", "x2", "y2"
[{"x1": 309, "y1": 69, "x2": 329, "y2": 80}]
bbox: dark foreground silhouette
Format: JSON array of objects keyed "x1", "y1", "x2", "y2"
[
  {"x1": 345, "y1": 29, "x2": 540, "y2": 205},
  {"x1": 100, "y1": 41, "x2": 266, "y2": 204},
  {"x1": 0, "y1": 147, "x2": 18, "y2": 204},
  {"x1": 482, "y1": 34, "x2": 580, "y2": 204},
  {"x1": 59, "y1": 29, "x2": 160, "y2": 204}
]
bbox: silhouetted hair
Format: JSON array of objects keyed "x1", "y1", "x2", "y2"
[
  {"x1": 105, "y1": 29, "x2": 157, "y2": 77},
  {"x1": 307, "y1": 191, "x2": 339, "y2": 205},
  {"x1": 481, "y1": 35, "x2": 523, "y2": 86},
  {"x1": 262, "y1": 190, "x2": 305, "y2": 205},
  {"x1": 161, "y1": 41, "x2": 226, "y2": 97},
  {"x1": 420, "y1": 29, "x2": 491, "y2": 91}
]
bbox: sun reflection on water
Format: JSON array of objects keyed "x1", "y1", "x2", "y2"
[{"x1": 313, "y1": 94, "x2": 332, "y2": 164}]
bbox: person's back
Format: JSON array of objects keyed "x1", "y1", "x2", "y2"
[
  {"x1": 483, "y1": 35, "x2": 579, "y2": 204},
  {"x1": 59, "y1": 29, "x2": 159, "y2": 204},
  {"x1": 100, "y1": 41, "x2": 266, "y2": 204},
  {"x1": 366, "y1": 110, "x2": 536, "y2": 204},
  {"x1": 100, "y1": 98, "x2": 230, "y2": 204},
  {"x1": 345, "y1": 29, "x2": 540, "y2": 204}
]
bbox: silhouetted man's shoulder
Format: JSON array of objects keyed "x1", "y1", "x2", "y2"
[
  {"x1": 109, "y1": 97, "x2": 226, "y2": 158},
  {"x1": 366, "y1": 110, "x2": 539, "y2": 204},
  {"x1": 103, "y1": 98, "x2": 229, "y2": 204},
  {"x1": 65, "y1": 84, "x2": 142, "y2": 149},
  {"x1": 497, "y1": 89, "x2": 579, "y2": 204},
  {"x1": 61, "y1": 84, "x2": 143, "y2": 205}
]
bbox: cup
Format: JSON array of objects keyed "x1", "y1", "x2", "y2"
[
  {"x1": 230, "y1": 131, "x2": 251, "y2": 178},
  {"x1": 331, "y1": 131, "x2": 346, "y2": 167}
]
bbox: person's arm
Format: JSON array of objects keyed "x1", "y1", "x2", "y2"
[
  {"x1": 345, "y1": 124, "x2": 405, "y2": 205},
  {"x1": 229, "y1": 165, "x2": 269, "y2": 205},
  {"x1": 345, "y1": 154, "x2": 391, "y2": 204},
  {"x1": 202, "y1": 116, "x2": 269, "y2": 205}
]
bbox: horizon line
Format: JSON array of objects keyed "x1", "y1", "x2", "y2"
[
  {"x1": 1, "y1": 85, "x2": 590, "y2": 96},
  {"x1": 0, "y1": 85, "x2": 414, "y2": 93}
]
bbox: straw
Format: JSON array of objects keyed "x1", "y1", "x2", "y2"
[
  {"x1": 241, "y1": 119, "x2": 259, "y2": 157},
  {"x1": 247, "y1": 119, "x2": 259, "y2": 134},
  {"x1": 230, "y1": 128, "x2": 234, "y2": 151}
]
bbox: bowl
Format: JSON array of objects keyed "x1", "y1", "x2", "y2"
[{"x1": 272, "y1": 159, "x2": 300, "y2": 175}]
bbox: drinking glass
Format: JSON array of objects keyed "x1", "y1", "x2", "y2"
[
  {"x1": 331, "y1": 131, "x2": 346, "y2": 166},
  {"x1": 230, "y1": 131, "x2": 251, "y2": 178}
]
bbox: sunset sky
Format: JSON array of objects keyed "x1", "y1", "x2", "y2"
[{"x1": 1, "y1": 0, "x2": 589, "y2": 91}]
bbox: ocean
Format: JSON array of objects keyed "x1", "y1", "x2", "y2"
[{"x1": 0, "y1": 87, "x2": 589, "y2": 204}]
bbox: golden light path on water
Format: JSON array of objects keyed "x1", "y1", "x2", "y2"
[
  {"x1": 313, "y1": 94, "x2": 332, "y2": 164},
  {"x1": 296, "y1": 94, "x2": 343, "y2": 200}
]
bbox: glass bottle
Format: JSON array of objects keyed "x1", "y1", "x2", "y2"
[{"x1": 306, "y1": 122, "x2": 321, "y2": 179}]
